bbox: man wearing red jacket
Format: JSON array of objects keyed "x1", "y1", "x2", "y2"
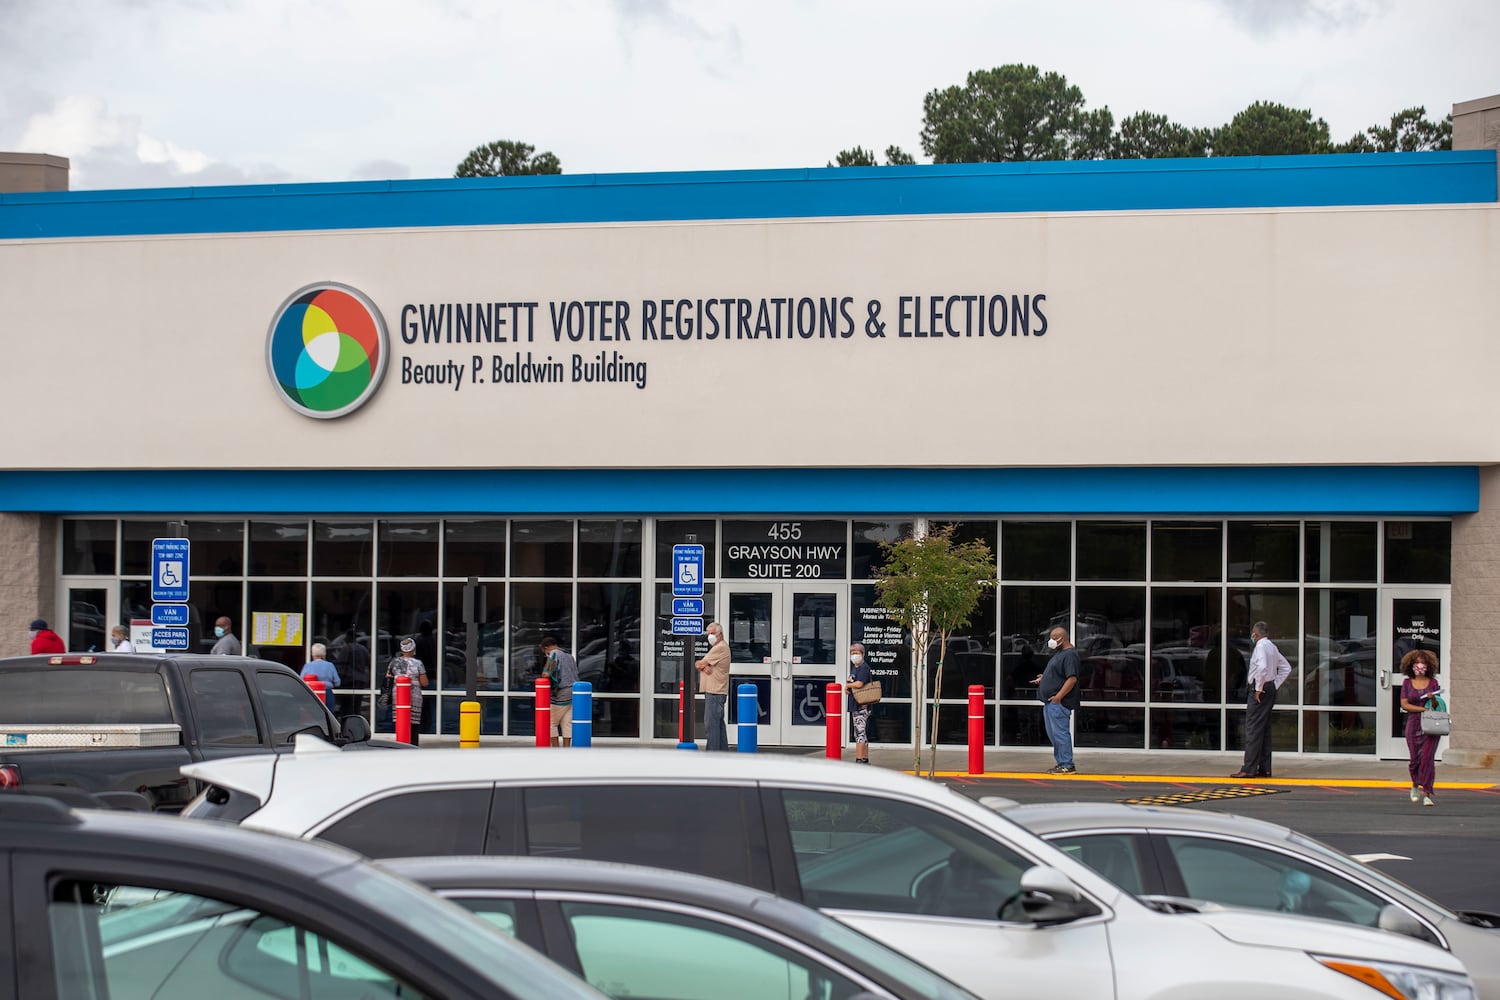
[{"x1": 29, "y1": 618, "x2": 65, "y2": 654}]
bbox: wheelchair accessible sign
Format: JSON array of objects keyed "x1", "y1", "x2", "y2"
[{"x1": 151, "y1": 537, "x2": 190, "y2": 649}]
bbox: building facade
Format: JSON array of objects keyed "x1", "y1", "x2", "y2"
[{"x1": 3, "y1": 147, "x2": 1497, "y2": 760}]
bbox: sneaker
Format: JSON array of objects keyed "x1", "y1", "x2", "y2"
[
  {"x1": 1422, "y1": 795, "x2": 1435, "y2": 807},
  {"x1": 1411, "y1": 786, "x2": 1421, "y2": 803},
  {"x1": 1048, "y1": 764, "x2": 1077, "y2": 774}
]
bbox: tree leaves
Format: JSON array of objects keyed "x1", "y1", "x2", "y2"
[
  {"x1": 454, "y1": 140, "x2": 563, "y2": 178},
  {"x1": 919, "y1": 65, "x2": 1113, "y2": 163}
]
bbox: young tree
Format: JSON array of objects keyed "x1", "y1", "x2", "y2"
[
  {"x1": 875, "y1": 524, "x2": 996, "y2": 776},
  {"x1": 1213, "y1": 101, "x2": 1333, "y2": 156},
  {"x1": 454, "y1": 140, "x2": 562, "y2": 178},
  {"x1": 919, "y1": 64, "x2": 1113, "y2": 163},
  {"x1": 1337, "y1": 106, "x2": 1453, "y2": 152}
]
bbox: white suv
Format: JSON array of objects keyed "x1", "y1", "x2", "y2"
[{"x1": 183, "y1": 745, "x2": 1473, "y2": 1000}]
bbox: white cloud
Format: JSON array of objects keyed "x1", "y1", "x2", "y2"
[{"x1": 18, "y1": 94, "x2": 216, "y2": 185}]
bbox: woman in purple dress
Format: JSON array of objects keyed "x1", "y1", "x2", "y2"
[{"x1": 1398, "y1": 649, "x2": 1443, "y2": 807}]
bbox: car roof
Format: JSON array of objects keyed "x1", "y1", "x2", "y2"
[
  {"x1": 1005, "y1": 801, "x2": 1298, "y2": 842},
  {"x1": 384, "y1": 854, "x2": 794, "y2": 912},
  {"x1": 0, "y1": 653, "x2": 297, "y2": 672}
]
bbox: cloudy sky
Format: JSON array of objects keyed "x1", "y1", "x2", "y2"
[{"x1": 2, "y1": 0, "x2": 1495, "y2": 190}]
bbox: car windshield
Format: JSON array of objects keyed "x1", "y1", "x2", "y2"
[
  {"x1": 330, "y1": 863, "x2": 603, "y2": 998},
  {"x1": 746, "y1": 895, "x2": 979, "y2": 1000},
  {"x1": 1286, "y1": 830, "x2": 1460, "y2": 920}
]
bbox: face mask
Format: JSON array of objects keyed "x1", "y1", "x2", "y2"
[
  {"x1": 29, "y1": 630, "x2": 38, "y2": 640},
  {"x1": 706, "y1": 633, "x2": 718, "y2": 645},
  {"x1": 214, "y1": 627, "x2": 225, "y2": 638},
  {"x1": 1414, "y1": 665, "x2": 1428, "y2": 677},
  {"x1": 1046, "y1": 638, "x2": 1059, "y2": 650},
  {"x1": 850, "y1": 654, "x2": 863, "y2": 665}
]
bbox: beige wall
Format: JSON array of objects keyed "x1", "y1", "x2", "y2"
[
  {"x1": 0, "y1": 513, "x2": 56, "y2": 656},
  {"x1": 1450, "y1": 465, "x2": 1500, "y2": 765},
  {"x1": 1453, "y1": 93, "x2": 1500, "y2": 189},
  {"x1": 4, "y1": 202, "x2": 1499, "y2": 471}
]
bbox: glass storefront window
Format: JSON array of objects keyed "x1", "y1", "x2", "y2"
[
  {"x1": 121, "y1": 520, "x2": 172, "y2": 576},
  {"x1": 249, "y1": 520, "x2": 308, "y2": 576},
  {"x1": 312, "y1": 583, "x2": 373, "y2": 690},
  {"x1": 1305, "y1": 521, "x2": 1376, "y2": 582},
  {"x1": 655, "y1": 520, "x2": 716, "y2": 579},
  {"x1": 378, "y1": 521, "x2": 438, "y2": 577},
  {"x1": 1228, "y1": 522, "x2": 1298, "y2": 582},
  {"x1": 654, "y1": 583, "x2": 714, "y2": 694},
  {"x1": 1151, "y1": 521, "x2": 1222, "y2": 582},
  {"x1": 444, "y1": 519, "x2": 507, "y2": 578},
  {"x1": 377, "y1": 583, "x2": 439, "y2": 672},
  {"x1": 928, "y1": 589, "x2": 995, "y2": 699},
  {"x1": 512, "y1": 521, "x2": 573, "y2": 578},
  {"x1": 578, "y1": 520, "x2": 642, "y2": 578},
  {"x1": 62, "y1": 520, "x2": 115, "y2": 575},
  {"x1": 1225, "y1": 589, "x2": 1300, "y2": 695},
  {"x1": 1075, "y1": 586, "x2": 1146, "y2": 702},
  {"x1": 1384, "y1": 521, "x2": 1451, "y2": 584},
  {"x1": 1301, "y1": 710, "x2": 1376, "y2": 754},
  {"x1": 441, "y1": 580, "x2": 506, "y2": 691},
  {"x1": 1303, "y1": 588, "x2": 1377, "y2": 709},
  {"x1": 999, "y1": 703, "x2": 1049, "y2": 747},
  {"x1": 1076, "y1": 706, "x2": 1144, "y2": 748},
  {"x1": 1076, "y1": 521, "x2": 1144, "y2": 581},
  {"x1": 1228, "y1": 708, "x2": 1299, "y2": 753},
  {"x1": 576, "y1": 581, "x2": 642, "y2": 696},
  {"x1": 852, "y1": 521, "x2": 912, "y2": 580},
  {"x1": 1151, "y1": 708, "x2": 1222, "y2": 751},
  {"x1": 192, "y1": 582, "x2": 243, "y2": 655},
  {"x1": 851, "y1": 583, "x2": 911, "y2": 699},
  {"x1": 999, "y1": 585, "x2": 1067, "y2": 700},
  {"x1": 189, "y1": 521, "x2": 244, "y2": 577},
  {"x1": 314, "y1": 521, "x2": 373, "y2": 577},
  {"x1": 1001, "y1": 521, "x2": 1069, "y2": 581},
  {"x1": 509, "y1": 581, "x2": 572, "y2": 691},
  {"x1": 1150, "y1": 588, "x2": 1221, "y2": 704},
  {"x1": 247, "y1": 581, "x2": 307, "y2": 671}
]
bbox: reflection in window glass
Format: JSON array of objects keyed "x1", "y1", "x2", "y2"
[
  {"x1": 655, "y1": 520, "x2": 717, "y2": 578},
  {"x1": 560, "y1": 902, "x2": 860, "y2": 1000},
  {"x1": 578, "y1": 519, "x2": 642, "y2": 577},
  {"x1": 1002, "y1": 521, "x2": 1070, "y2": 581},
  {"x1": 249, "y1": 520, "x2": 308, "y2": 576},
  {"x1": 320, "y1": 788, "x2": 491, "y2": 857},
  {"x1": 189, "y1": 670, "x2": 260, "y2": 744},
  {"x1": 452, "y1": 898, "x2": 519, "y2": 937},
  {"x1": 1301, "y1": 709, "x2": 1376, "y2": 754},
  {"x1": 511, "y1": 520, "x2": 573, "y2": 577},
  {"x1": 189, "y1": 521, "x2": 244, "y2": 577},
  {"x1": 378, "y1": 584, "x2": 438, "y2": 735},
  {"x1": 1303, "y1": 588, "x2": 1377, "y2": 709},
  {"x1": 314, "y1": 521, "x2": 373, "y2": 577},
  {"x1": 378, "y1": 521, "x2": 438, "y2": 577},
  {"x1": 1228, "y1": 522, "x2": 1298, "y2": 582},
  {"x1": 509, "y1": 581, "x2": 571, "y2": 691},
  {"x1": 192, "y1": 582, "x2": 243, "y2": 655},
  {"x1": 1075, "y1": 586, "x2": 1146, "y2": 702},
  {"x1": 247, "y1": 580, "x2": 306, "y2": 672},
  {"x1": 655, "y1": 584, "x2": 715, "y2": 693},
  {"x1": 1383, "y1": 521, "x2": 1451, "y2": 584},
  {"x1": 851, "y1": 583, "x2": 910, "y2": 698},
  {"x1": 441, "y1": 580, "x2": 505, "y2": 691},
  {"x1": 932, "y1": 519, "x2": 998, "y2": 555},
  {"x1": 121, "y1": 520, "x2": 172, "y2": 575},
  {"x1": 1226, "y1": 589, "x2": 1300, "y2": 695},
  {"x1": 1150, "y1": 588, "x2": 1221, "y2": 704},
  {"x1": 255, "y1": 670, "x2": 331, "y2": 744},
  {"x1": 444, "y1": 519, "x2": 506, "y2": 578},
  {"x1": 928, "y1": 589, "x2": 995, "y2": 700},
  {"x1": 1305, "y1": 522, "x2": 1376, "y2": 583},
  {"x1": 1164, "y1": 835, "x2": 1385, "y2": 926},
  {"x1": 1150, "y1": 708, "x2": 1222, "y2": 751},
  {"x1": 577, "y1": 581, "x2": 641, "y2": 695},
  {"x1": 1076, "y1": 521, "x2": 1145, "y2": 581},
  {"x1": 1048, "y1": 834, "x2": 1147, "y2": 894},
  {"x1": 999, "y1": 586, "x2": 1068, "y2": 700},
  {"x1": 62, "y1": 520, "x2": 116, "y2": 575},
  {"x1": 1075, "y1": 706, "x2": 1144, "y2": 748},
  {"x1": 852, "y1": 520, "x2": 912, "y2": 580},
  {"x1": 1151, "y1": 522, "x2": 1222, "y2": 582},
  {"x1": 313, "y1": 583, "x2": 374, "y2": 691}
]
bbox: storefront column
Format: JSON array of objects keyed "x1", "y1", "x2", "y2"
[
  {"x1": 1450, "y1": 465, "x2": 1500, "y2": 766},
  {"x1": 0, "y1": 513, "x2": 56, "y2": 656}
]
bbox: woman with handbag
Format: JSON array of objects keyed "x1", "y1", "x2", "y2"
[
  {"x1": 1398, "y1": 649, "x2": 1444, "y2": 807},
  {"x1": 846, "y1": 642, "x2": 875, "y2": 765}
]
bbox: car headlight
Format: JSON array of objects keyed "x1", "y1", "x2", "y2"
[{"x1": 1314, "y1": 955, "x2": 1475, "y2": 1000}]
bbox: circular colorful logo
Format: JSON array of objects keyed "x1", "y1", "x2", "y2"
[{"x1": 266, "y1": 282, "x2": 388, "y2": 418}]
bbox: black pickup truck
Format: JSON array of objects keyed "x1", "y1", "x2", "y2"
[{"x1": 0, "y1": 652, "x2": 392, "y2": 810}]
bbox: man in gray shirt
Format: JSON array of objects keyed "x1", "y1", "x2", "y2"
[
  {"x1": 210, "y1": 616, "x2": 241, "y2": 656},
  {"x1": 541, "y1": 635, "x2": 579, "y2": 747}
]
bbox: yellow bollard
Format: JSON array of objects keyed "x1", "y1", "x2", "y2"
[{"x1": 459, "y1": 700, "x2": 481, "y2": 748}]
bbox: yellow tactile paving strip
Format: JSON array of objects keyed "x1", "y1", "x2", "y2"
[
  {"x1": 1117, "y1": 786, "x2": 1288, "y2": 805},
  {"x1": 916, "y1": 770, "x2": 1497, "y2": 790}
]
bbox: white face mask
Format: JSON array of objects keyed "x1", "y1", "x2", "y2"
[
  {"x1": 706, "y1": 633, "x2": 718, "y2": 645},
  {"x1": 850, "y1": 654, "x2": 863, "y2": 665},
  {"x1": 1046, "y1": 638, "x2": 1059, "y2": 650},
  {"x1": 29, "y1": 630, "x2": 38, "y2": 640}
]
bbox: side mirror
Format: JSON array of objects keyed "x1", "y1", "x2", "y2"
[
  {"x1": 1012, "y1": 865, "x2": 1100, "y2": 926},
  {"x1": 1377, "y1": 904, "x2": 1442, "y2": 945},
  {"x1": 339, "y1": 715, "x2": 372, "y2": 743}
]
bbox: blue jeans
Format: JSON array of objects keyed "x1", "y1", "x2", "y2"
[
  {"x1": 1043, "y1": 700, "x2": 1074, "y2": 767},
  {"x1": 705, "y1": 693, "x2": 728, "y2": 751}
]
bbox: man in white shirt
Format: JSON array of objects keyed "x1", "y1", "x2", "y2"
[
  {"x1": 110, "y1": 625, "x2": 134, "y2": 653},
  {"x1": 1231, "y1": 620, "x2": 1293, "y2": 778}
]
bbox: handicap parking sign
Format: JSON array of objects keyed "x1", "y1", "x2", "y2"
[{"x1": 151, "y1": 538, "x2": 190, "y2": 602}]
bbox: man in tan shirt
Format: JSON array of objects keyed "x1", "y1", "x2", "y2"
[{"x1": 695, "y1": 621, "x2": 731, "y2": 751}]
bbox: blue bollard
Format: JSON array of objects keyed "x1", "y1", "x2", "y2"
[
  {"x1": 737, "y1": 683, "x2": 758, "y2": 753},
  {"x1": 571, "y1": 681, "x2": 592, "y2": 748}
]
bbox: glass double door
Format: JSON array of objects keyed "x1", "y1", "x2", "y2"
[{"x1": 721, "y1": 583, "x2": 846, "y2": 748}]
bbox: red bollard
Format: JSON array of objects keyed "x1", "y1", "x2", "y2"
[
  {"x1": 302, "y1": 673, "x2": 327, "y2": 705},
  {"x1": 535, "y1": 677, "x2": 551, "y2": 747},
  {"x1": 825, "y1": 682, "x2": 842, "y2": 760},
  {"x1": 394, "y1": 675, "x2": 412, "y2": 744},
  {"x1": 968, "y1": 684, "x2": 985, "y2": 775},
  {"x1": 677, "y1": 680, "x2": 685, "y2": 743}
]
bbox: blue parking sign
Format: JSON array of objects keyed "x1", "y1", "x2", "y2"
[
  {"x1": 151, "y1": 538, "x2": 190, "y2": 602},
  {"x1": 672, "y1": 544, "x2": 704, "y2": 598}
]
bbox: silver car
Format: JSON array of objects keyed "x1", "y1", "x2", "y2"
[{"x1": 1003, "y1": 800, "x2": 1500, "y2": 999}]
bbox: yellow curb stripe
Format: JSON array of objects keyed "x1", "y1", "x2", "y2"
[{"x1": 914, "y1": 770, "x2": 1496, "y2": 789}]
